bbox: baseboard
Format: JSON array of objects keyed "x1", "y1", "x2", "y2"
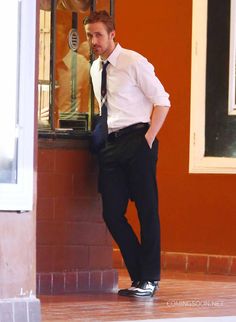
[
  {"x1": 113, "y1": 249, "x2": 236, "y2": 275},
  {"x1": 37, "y1": 269, "x2": 118, "y2": 295}
]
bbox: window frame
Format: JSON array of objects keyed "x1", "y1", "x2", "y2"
[
  {"x1": 228, "y1": 0, "x2": 236, "y2": 115},
  {"x1": 0, "y1": 0, "x2": 36, "y2": 210},
  {"x1": 38, "y1": 0, "x2": 115, "y2": 139},
  {"x1": 189, "y1": 0, "x2": 236, "y2": 174}
]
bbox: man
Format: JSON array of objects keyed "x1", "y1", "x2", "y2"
[
  {"x1": 84, "y1": 11, "x2": 170, "y2": 298},
  {"x1": 55, "y1": 17, "x2": 90, "y2": 120}
]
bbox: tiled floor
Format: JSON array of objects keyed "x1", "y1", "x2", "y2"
[{"x1": 40, "y1": 270, "x2": 236, "y2": 322}]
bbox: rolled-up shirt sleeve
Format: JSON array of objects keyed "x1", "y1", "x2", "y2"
[{"x1": 134, "y1": 57, "x2": 171, "y2": 107}]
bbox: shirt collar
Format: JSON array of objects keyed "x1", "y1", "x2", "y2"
[{"x1": 98, "y1": 43, "x2": 122, "y2": 69}]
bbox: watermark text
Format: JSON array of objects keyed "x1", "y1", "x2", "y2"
[{"x1": 166, "y1": 300, "x2": 224, "y2": 307}]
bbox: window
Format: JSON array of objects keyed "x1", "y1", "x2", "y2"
[
  {"x1": 0, "y1": 0, "x2": 36, "y2": 210},
  {"x1": 189, "y1": 0, "x2": 236, "y2": 173},
  {"x1": 38, "y1": 0, "x2": 115, "y2": 137}
]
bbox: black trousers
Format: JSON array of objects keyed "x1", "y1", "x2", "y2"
[{"x1": 98, "y1": 127, "x2": 160, "y2": 282}]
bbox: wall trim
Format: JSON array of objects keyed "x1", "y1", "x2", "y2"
[
  {"x1": 113, "y1": 249, "x2": 236, "y2": 276},
  {"x1": 37, "y1": 269, "x2": 118, "y2": 295}
]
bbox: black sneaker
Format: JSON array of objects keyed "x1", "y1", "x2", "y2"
[
  {"x1": 118, "y1": 281, "x2": 140, "y2": 296},
  {"x1": 131, "y1": 281, "x2": 159, "y2": 297}
]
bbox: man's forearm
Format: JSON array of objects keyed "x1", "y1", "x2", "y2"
[{"x1": 145, "y1": 105, "x2": 170, "y2": 147}]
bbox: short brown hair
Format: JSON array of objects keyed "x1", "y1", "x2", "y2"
[{"x1": 83, "y1": 10, "x2": 115, "y2": 33}]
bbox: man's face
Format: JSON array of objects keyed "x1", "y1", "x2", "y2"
[{"x1": 85, "y1": 22, "x2": 115, "y2": 59}]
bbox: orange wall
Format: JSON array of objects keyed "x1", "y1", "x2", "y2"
[{"x1": 115, "y1": 0, "x2": 236, "y2": 256}]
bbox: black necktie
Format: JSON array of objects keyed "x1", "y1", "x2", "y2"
[
  {"x1": 100, "y1": 61, "x2": 110, "y2": 135},
  {"x1": 90, "y1": 61, "x2": 110, "y2": 153}
]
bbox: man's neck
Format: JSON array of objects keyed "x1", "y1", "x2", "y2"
[{"x1": 101, "y1": 42, "x2": 117, "y2": 60}]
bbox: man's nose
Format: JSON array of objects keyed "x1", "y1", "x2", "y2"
[{"x1": 91, "y1": 36, "x2": 97, "y2": 45}]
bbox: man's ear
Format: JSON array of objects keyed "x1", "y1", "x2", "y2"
[{"x1": 110, "y1": 30, "x2": 116, "y2": 39}]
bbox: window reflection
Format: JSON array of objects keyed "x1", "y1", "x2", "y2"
[
  {"x1": 95, "y1": 0, "x2": 110, "y2": 12},
  {"x1": 40, "y1": 0, "x2": 91, "y2": 12},
  {"x1": 54, "y1": 9, "x2": 90, "y2": 130},
  {"x1": 38, "y1": 8, "x2": 51, "y2": 128},
  {"x1": 0, "y1": 134, "x2": 17, "y2": 184},
  {"x1": 0, "y1": 85, "x2": 18, "y2": 183},
  {"x1": 0, "y1": 91, "x2": 18, "y2": 183}
]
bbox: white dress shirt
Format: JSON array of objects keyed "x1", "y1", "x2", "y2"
[{"x1": 90, "y1": 43, "x2": 171, "y2": 131}]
